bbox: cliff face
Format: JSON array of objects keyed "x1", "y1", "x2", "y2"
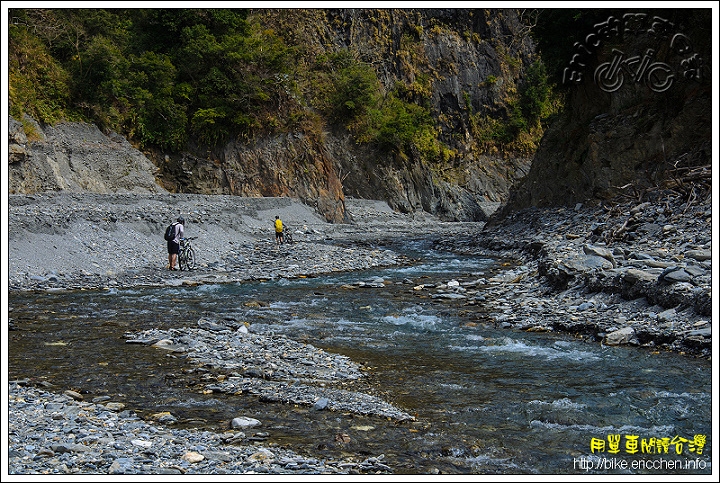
[
  {"x1": 157, "y1": 135, "x2": 347, "y2": 223},
  {"x1": 325, "y1": 9, "x2": 534, "y2": 220},
  {"x1": 9, "y1": 115, "x2": 165, "y2": 195},
  {"x1": 499, "y1": 9, "x2": 712, "y2": 215},
  {"x1": 8, "y1": 9, "x2": 536, "y2": 222},
  {"x1": 151, "y1": 8, "x2": 537, "y2": 222}
]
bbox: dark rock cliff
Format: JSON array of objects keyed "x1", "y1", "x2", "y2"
[{"x1": 498, "y1": 9, "x2": 712, "y2": 216}]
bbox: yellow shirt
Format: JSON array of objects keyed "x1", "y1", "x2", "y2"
[{"x1": 275, "y1": 219, "x2": 283, "y2": 233}]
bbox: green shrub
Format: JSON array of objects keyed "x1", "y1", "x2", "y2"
[
  {"x1": 8, "y1": 23, "x2": 72, "y2": 124},
  {"x1": 518, "y1": 60, "x2": 552, "y2": 127}
]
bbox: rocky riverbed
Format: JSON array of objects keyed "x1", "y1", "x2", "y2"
[
  {"x1": 5, "y1": 190, "x2": 714, "y2": 476},
  {"x1": 434, "y1": 190, "x2": 713, "y2": 361}
]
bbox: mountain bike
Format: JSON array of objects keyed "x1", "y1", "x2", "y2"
[
  {"x1": 179, "y1": 237, "x2": 197, "y2": 270},
  {"x1": 283, "y1": 227, "x2": 294, "y2": 244},
  {"x1": 594, "y1": 48, "x2": 674, "y2": 93}
]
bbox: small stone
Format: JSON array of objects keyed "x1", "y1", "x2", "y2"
[{"x1": 182, "y1": 451, "x2": 205, "y2": 464}]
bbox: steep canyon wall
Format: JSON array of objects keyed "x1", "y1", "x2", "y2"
[{"x1": 9, "y1": 9, "x2": 535, "y2": 223}]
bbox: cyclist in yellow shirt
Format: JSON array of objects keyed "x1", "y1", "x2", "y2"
[{"x1": 274, "y1": 215, "x2": 285, "y2": 246}]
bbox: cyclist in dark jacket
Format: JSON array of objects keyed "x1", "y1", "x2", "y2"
[{"x1": 167, "y1": 216, "x2": 185, "y2": 270}]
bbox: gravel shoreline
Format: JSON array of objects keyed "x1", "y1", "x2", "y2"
[
  {"x1": 434, "y1": 191, "x2": 712, "y2": 360},
  {"x1": 6, "y1": 193, "x2": 449, "y2": 292},
  {"x1": 5, "y1": 191, "x2": 714, "y2": 476}
]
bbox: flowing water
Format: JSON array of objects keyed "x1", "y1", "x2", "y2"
[{"x1": 7, "y1": 239, "x2": 713, "y2": 475}]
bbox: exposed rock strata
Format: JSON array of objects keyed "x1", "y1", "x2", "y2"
[{"x1": 9, "y1": 115, "x2": 164, "y2": 195}]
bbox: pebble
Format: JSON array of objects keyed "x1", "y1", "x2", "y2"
[
  {"x1": 124, "y1": 321, "x2": 415, "y2": 422},
  {"x1": 7, "y1": 382, "x2": 392, "y2": 475}
]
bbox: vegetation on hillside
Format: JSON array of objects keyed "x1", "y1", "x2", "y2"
[{"x1": 8, "y1": 8, "x2": 558, "y2": 161}]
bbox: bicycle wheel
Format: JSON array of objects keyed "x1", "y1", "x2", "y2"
[
  {"x1": 178, "y1": 248, "x2": 187, "y2": 271},
  {"x1": 183, "y1": 247, "x2": 196, "y2": 270},
  {"x1": 594, "y1": 62, "x2": 624, "y2": 93},
  {"x1": 646, "y1": 62, "x2": 674, "y2": 92}
]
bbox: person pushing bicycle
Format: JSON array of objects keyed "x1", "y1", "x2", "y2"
[{"x1": 166, "y1": 216, "x2": 185, "y2": 270}]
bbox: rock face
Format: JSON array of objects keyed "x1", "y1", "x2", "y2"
[
  {"x1": 158, "y1": 135, "x2": 348, "y2": 223},
  {"x1": 147, "y1": 8, "x2": 537, "y2": 222},
  {"x1": 9, "y1": 115, "x2": 165, "y2": 195},
  {"x1": 500, "y1": 9, "x2": 712, "y2": 213},
  {"x1": 306, "y1": 9, "x2": 535, "y2": 219}
]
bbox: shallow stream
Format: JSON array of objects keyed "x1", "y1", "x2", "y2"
[{"x1": 7, "y1": 239, "x2": 713, "y2": 475}]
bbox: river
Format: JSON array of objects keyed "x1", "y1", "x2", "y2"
[{"x1": 7, "y1": 239, "x2": 713, "y2": 475}]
